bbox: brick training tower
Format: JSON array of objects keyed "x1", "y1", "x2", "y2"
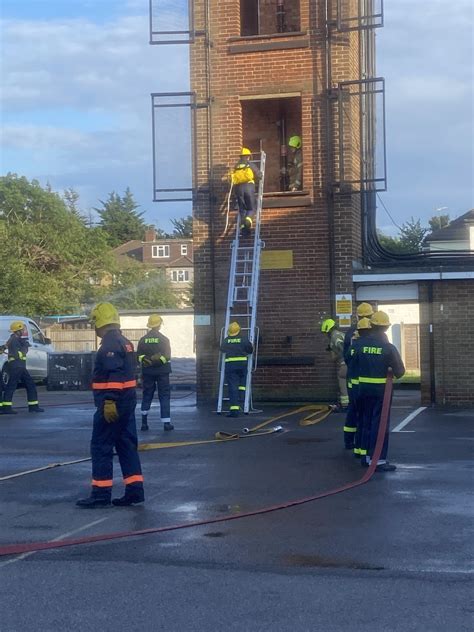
[{"x1": 187, "y1": 0, "x2": 380, "y2": 403}]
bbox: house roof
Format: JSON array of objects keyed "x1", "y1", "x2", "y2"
[
  {"x1": 112, "y1": 240, "x2": 143, "y2": 260},
  {"x1": 425, "y1": 210, "x2": 474, "y2": 242},
  {"x1": 167, "y1": 255, "x2": 194, "y2": 268}
]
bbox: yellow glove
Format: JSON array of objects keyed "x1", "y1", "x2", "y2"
[
  {"x1": 151, "y1": 354, "x2": 167, "y2": 365},
  {"x1": 142, "y1": 357, "x2": 153, "y2": 367},
  {"x1": 103, "y1": 399, "x2": 119, "y2": 423}
]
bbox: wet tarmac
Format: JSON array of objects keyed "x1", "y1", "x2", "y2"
[{"x1": 0, "y1": 387, "x2": 473, "y2": 631}]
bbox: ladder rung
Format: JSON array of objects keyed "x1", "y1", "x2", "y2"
[{"x1": 230, "y1": 313, "x2": 251, "y2": 317}]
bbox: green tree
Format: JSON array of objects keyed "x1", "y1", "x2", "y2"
[
  {"x1": 96, "y1": 188, "x2": 146, "y2": 247},
  {"x1": 399, "y1": 217, "x2": 428, "y2": 253},
  {"x1": 377, "y1": 231, "x2": 406, "y2": 254},
  {"x1": 170, "y1": 215, "x2": 193, "y2": 238},
  {"x1": 428, "y1": 214, "x2": 450, "y2": 232},
  {"x1": 0, "y1": 174, "x2": 113, "y2": 315},
  {"x1": 103, "y1": 259, "x2": 179, "y2": 310},
  {"x1": 378, "y1": 217, "x2": 428, "y2": 254}
]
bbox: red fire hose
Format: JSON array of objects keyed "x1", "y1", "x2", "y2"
[{"x1": 0, "y1": 373, "x2": 393, "y2": 558}]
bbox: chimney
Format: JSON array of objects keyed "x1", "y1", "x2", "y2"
[{"x1": 144, "y1": 227, "x2": 156, "y2": 242}]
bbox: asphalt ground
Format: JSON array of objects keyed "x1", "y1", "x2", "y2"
[{"x1": 0, "y1": 387, "x2": 473, "y2": 631}]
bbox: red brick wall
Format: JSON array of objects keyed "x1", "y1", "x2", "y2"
[
  {"x1": 419, "y1": 280, "x2": 474, "y2": 406},
  {"x1": 191, "y1": 0, "x2": 364, "y2": 402}
]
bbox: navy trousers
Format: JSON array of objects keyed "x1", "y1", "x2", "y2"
[
  {"x1": 235, "y1": 183, "x2": 256, "y2": 218},
  {"x1": 91, "y1": 393, "x2": 143, "y2": 499},
  {"x1": 3, "y1": 362, "x2": 38, "y2": 406},
  {"x1": 343, "y1": 385, "x2": 358, "y2": 448},
  {"x1": 225, "y1": 365, "x2": 247, "y2": 411},
  {"x1": 358, "y1": 395, "x2": 390, "y2": 462},
  {"x1": 141, "y1": 373, "x2": 171, "y2": 419}
]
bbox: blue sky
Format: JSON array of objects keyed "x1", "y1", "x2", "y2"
[{"x1": 0, "y1": 0, "x2": 472, "y2": 234}]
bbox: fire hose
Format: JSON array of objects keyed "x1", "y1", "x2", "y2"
[{"x1": 0, "y1": 375, "x2": 393, "y2": 557}]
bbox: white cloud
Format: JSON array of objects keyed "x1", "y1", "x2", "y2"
[
  {"x1": 0, "y1": 15, "x2": 189, "y2": 111},
  {"x1": 376, "y1": 1, "x2": 473, "y2": 226},
  {"x1": 0, "y1": 10, "x2": 190, "y2": 225}
]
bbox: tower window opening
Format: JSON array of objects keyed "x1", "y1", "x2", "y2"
[
  {"x1": 241, "y1": 96, "x2": 302, "y2": 193},
  {"x1": 240, "y1": 0, "x2": 300, "y2": 37}
]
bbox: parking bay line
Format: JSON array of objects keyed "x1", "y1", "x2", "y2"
[
  {"x1": 392, "y1": 407, "x2": 427, "y2": 433},
  {"x1": 0, "y1": 517, "x2": 109, "y2": 568},
  {"x1": 0, "y1": 487, "x2": 169, "y2": 568}
]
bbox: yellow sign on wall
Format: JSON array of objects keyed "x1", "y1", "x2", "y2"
[
  {"x1": 260, "y1": 250, "x2": 294, "y2": 270},
  {"x1": 335, "y1": 294, "x2": 353, "y2": 316}
]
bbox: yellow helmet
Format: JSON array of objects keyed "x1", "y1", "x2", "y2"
[
  {"x1": 240, "y1": 147, "x2": 251, "y2": 156},
  {"x1": 90, "y1": 302, "x2": 120, "y2": 329},
  {"x1": 371, "y1": 311, "x2": 390, "y2": 327},
  {"x1": 321, "y1": 318, "x2": 336, "y2": 333},
  {"x1": 356, "y1": 302, "x2": 374, "y2": 318},
  {"x1": 228, "y1": 322, "x2": 241, "y2": 336},
  {"x1": 289, "y1": 135, "x2": 302, "y2": 149},
  {"x1": 10, "y1": 321, "x2": 24, "y2": 333},
  {"x1": 357, "y1": 317, "x2": 372, "y2": 330},
  {"x1": 147, "y1": 314, "x2": 163, "y2": 329}
]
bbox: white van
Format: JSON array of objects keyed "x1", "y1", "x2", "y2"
[{"x1": 0, "y1": 316, "x2": 54, "y2": 382}]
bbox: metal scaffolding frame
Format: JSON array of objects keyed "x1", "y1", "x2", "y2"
[
  {"x1": 148, "y1": 0, "x2": 195, "y2": 44},
  {"x1": 336, "y1": 77, "x2": 387, "y2": 192},
  {"x1": 336, "y1": 0, "x2": 384, "y2": 32},
  {"x1": 151, "y1": 92, "x2": 199, "y2": 202}
]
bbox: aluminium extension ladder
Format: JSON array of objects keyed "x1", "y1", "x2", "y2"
[{"x1": 217, "y1": 151, "x2": 266, "y2": 413}]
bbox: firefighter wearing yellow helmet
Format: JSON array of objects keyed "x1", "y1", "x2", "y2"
[
  {"x1": 137, "y1": 314, "x2": 173, "y2": 432},
  {"x1": 345, "y1": 317, "x2": 372, "y2": 456},
  {"x1": 230, "y1": 147, "x2": 261, "y2": 236},
  {"x1": 288, "y1": 135, "x2": 302, "y2": 191},
  {"x1": 76, "y1": 302, "x2": 144, "y2": 508},
  {"x1": 2, "y1": 320, "x2": 44, "y2": 415},
  {"x1": 321, "y1": 318, "x2": 349, "y2": 410},
  {"x1": 350, "y1": 311, "x2": 405, "y2": 472},
  {"x1": 220, "y1": 321, "x2": 253, "y2": 417},
  {"x1": 342, "y1": 302, "x2": 375, "y2": 449}
]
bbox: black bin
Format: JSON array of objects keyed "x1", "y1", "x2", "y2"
[{"x1": 47, "y1": 352, "x2": 96, "y2": 391}]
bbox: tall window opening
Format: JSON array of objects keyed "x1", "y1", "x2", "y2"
[
  {"x1": 241, "y1": 96, "x2": 302, "y2": 193},
  {"x1": 240, "y1": 0, "x2": 300, "y2": 37}
]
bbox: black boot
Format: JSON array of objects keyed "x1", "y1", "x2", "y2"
[
  {"x1": 226, "y1": 410, "x2": 239, "y2": 418},
  {"x1": 141, "y1": 414, "x2": 149, "y2": 431},
  {"x1": 163, "y1": 421, "x2": 174, "y2": 431},
  {"x1": 112, "y1": 490, "x2": 145, "y2": 506},
  {"x1": 29, "y1": 404, "x2": 45, "y2": 413},
  {"x1": 2, "y1": 406, "x2": 17, "y2": 415},
  {"x1": 76, "y1": 496, "x2": 111, "y2": 508},
  {"x1": 376, "y1": 462, "x2": 397, "y2": 472}
]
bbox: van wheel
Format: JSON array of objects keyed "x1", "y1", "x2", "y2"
[{"x1": 1, "y1": 365, "x2": 9, "y2": 387}]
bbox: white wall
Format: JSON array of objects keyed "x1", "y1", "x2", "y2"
[
  {"x1": 378, "y1": 303, "x2": 420, "y2": 350},
  {"x1": 119, "y1": 313, "x2": 195, "y2": 358}
]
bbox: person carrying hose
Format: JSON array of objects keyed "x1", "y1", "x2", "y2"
[{"x1": 352, "y1": 311, "x2": 405, "y2": 472}]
